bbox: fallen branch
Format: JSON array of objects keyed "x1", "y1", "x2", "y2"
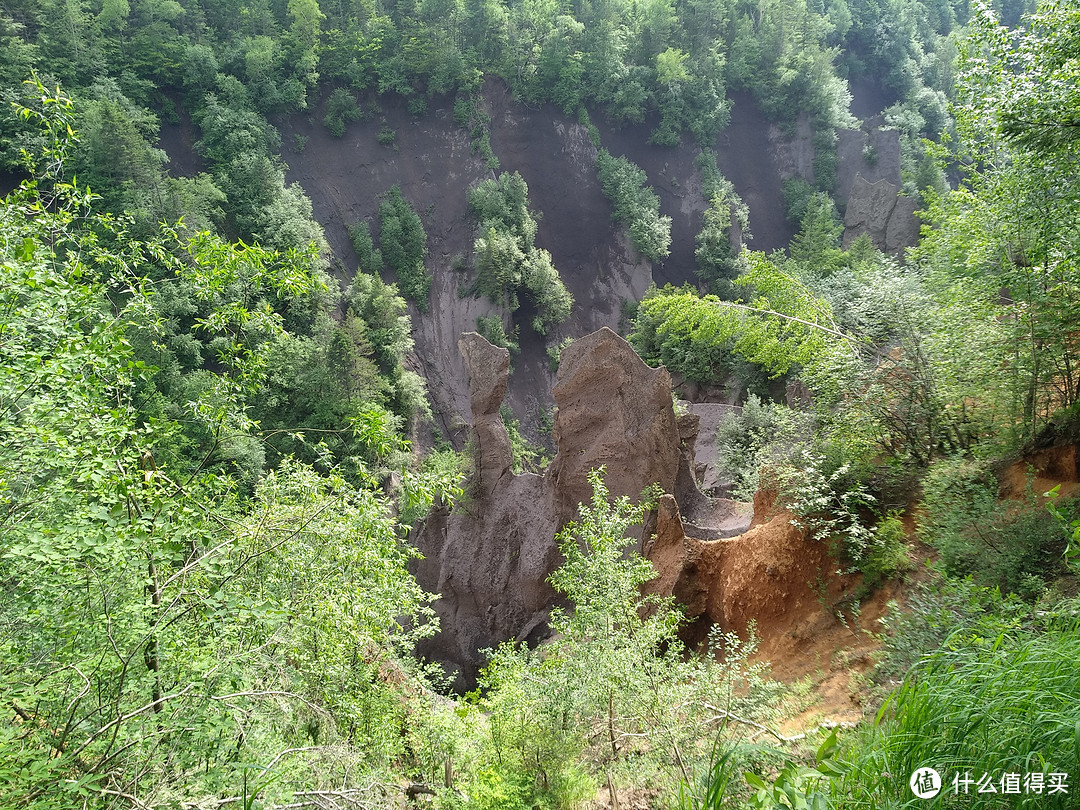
[
  {"x1": 715, "y1": 299, "x2": 865, "y2": 352},
  {"x1": 701, "y1": 702, "x2": 855, "y2": 743}
]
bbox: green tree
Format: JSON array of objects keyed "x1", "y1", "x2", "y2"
[
  {"x1": 477, "y1": 470, "x2": 781, "y2": 806},
  {"x1": 695, "y1": 150, "x2": 751, "y2": 296},
  {"x1": 596, "y1": 149, "x2": 672, "y2": 262},
  {"x1": 284, "y1": 0, "x2": 325, "y2": 106},
  {"x1": 632, "y1": 255, "x2": 859, "y2": 388},
  {"x1": 379, "y1": 185, "x2": 431, "y2": 309},
  {"x1": 992, "y1": 1, "x2": 1080, "y2": 155},
  {"x1": 787, "y1": 191, "x2": 846, "y2": 275},
  {"x1": 71, "y1": 96, "x2": 165, "y2": 212},
  {"x1": 98, "y1": 0, "x2": 130, "y2": 31},
  {"x1": 902, "y1": 0, "x2": 1080, "y2": 449},
  {"x1": 0, "y1": 13, "x2": 39, "y2": 91},
  {"x1": 348, "y1": 219, "x2": 384, "y2": 273},
  {"x1": 324, "y1": 86, "x2": 363, "y2": 136},
  {"x1": 1, "y1": 86, "x2": 446, "y2": 808},
  {"x1": 467, "y1": 172, "x2": 573, "y2": 334}
]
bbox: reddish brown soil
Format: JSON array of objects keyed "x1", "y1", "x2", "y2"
[
  {"x1": 710, "y1": 505, "x2": 895, "y2": 727},
  {"x1": 644, "y1": 488, "x2": 905, "y2": 730},
  {"x1": 1000, "y1": 443, "x2": 1080, "y2": 502},
  {"x1": 720, "y1": 441, "x2": 1080, "y2": 728}
]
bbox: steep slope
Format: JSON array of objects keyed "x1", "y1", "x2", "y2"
[
  {"x1": 276, "y1": 83, "x2": 804, "y2": 442},
  {"x1": 158, "y1": 82, "x2": 821, "y2": 442}
]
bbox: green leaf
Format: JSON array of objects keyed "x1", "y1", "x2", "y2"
[{"x1": 745, "y1": 772, "x2": 769, "y2": 790}]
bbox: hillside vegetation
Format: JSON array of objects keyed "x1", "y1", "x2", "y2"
[{"x1": 3, "y1": 0, "x2": 1080, "y2": 808}]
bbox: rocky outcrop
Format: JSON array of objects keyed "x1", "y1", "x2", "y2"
[
  {"x1": 836, "y1": 124, "x2": 920, "y2": 254},
  {"x1": 641, "y1": 496, "x2": 711, "y2": 620},
  {"x1": 547, "y1": 327, "x2": 681, "y2": 525},
  {"x1": 412, "y1": 334, "x2": 559, "y2": 691},
  {"x1": 413, "y1": 327, "x2": 691, "y2": 688},
  {"x1": 671, "y1": 409, "x2": 753, "y2": 539},
  {"x1": 682, "y1": 402, "x2": 744, "y2": 496},
  {"x1": 416, "y1": 326, "x2": 854, "y2": 689},
  {"x1": 885, "y1": 195, "x2": 921, "y2": 250},
  {"x1": 836, "y1": 122, "x2": 903, "y2": 202},
  {"x1": 844, "y1": 175, "x2": 899, "y2": 237},
  {"x1": 843, "y1": 175, "x2": 920, "y2": 254},
  {"x1": 458, "y1": 332, "x2": 513, "y2": 497}
]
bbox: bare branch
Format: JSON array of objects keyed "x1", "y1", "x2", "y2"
[
  {"x1": 716, "y1": 300, "x2": 864, "y2": 348},
  {"x1": 91, "y1": 786, "x2": 154, "y2": 810},
  {"x1": 69, "y1": 684, "x2": 197, "y2": 762},
  {"x1": 209, "y1": 690, "x2": 330, "y2": 717},
  {"x1": 259, "y1": 745, "x2": 333, "y2": 774},
  {"x1": 700, "y1": 702, "x2": 854, "y2": 742}
]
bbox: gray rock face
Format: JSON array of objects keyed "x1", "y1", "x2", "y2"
[
  {"x1": 836, "y1": 124, "x2": 920, "y2": 255},
  {"x1": 412, "y1": 328, "x2": 691, "y2": 689},
  {"x1": 836, "y1": 123, "x2": 903, "y2": 201},
  {"x1": 886, "y1": 195, "x2": 921, "y2": 251},
  {"x1": 547, "y1": 327, "x2": 681, "y2": 525},
  {"x1": 411, "y1": 470, "x2": 558, "y2": 691},
  {"x1": 843, "y1": 175, "x2": 920, "y2": 254},
  {"x1": 844, "y1": 175, "x2": 900, "y2": 234},
  {"x1": 412, "y1": 334, "x2": 559, "y2": 691},
  {"x1": 458, "y1": 332, "x2": 513, "y2": 497}
]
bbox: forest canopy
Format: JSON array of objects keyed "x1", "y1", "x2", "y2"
[{"x1": 4, "y1": 0, "x2": 1080, "y2": 808}]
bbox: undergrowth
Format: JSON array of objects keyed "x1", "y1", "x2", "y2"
[
  {"x1": 685, "y1": 580, "x2": 1080, "y2": 809},
  {"x1": 835, "y1": 602, "x2": 1080, "y2": 808}
]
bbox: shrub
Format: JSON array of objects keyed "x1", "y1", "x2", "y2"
[
  {"x1": 919, "y1": 457, "x2": 1067, "y2": 593},
  {"x1": 578, "y1": 105, "x2": 602, "y2": 148},
  {"x1": 782, "y1": 177, "x2": 815, "y2": 226},
  {"x1": 546, "y1": 336, "x2": 574, "y2": 371},
  {"x1": 476, "y1": 315, "x2": 519, "y2": 355},
  {"x1": 714, "y1": 395, "x2": 801, "y2": 501},
  {"x1": 628, "y1": 286, "x2": 734, "y2": 385},
  {"x1": 500, "y1": 405, "x2": 548, "y2": 473},
  {"x1": 596, "y1": 149, "x2": 671, "y2": 261},
  {"x1": 468, "y1": 172, "x2": 572, "y2": 335},
  {"x1": 453, "y1": 96, "x2": 473, "y2": 126},
  {"x1": 861, "y1": 512, "x2": 912, "y2": 589},
  {"x1": 346, "y1": 219, "x2": 383, "y2": 274},
  {"x1": 476, "y1": 471, "x2": 783, "y2": 807},
  {"x1": 771, "y1": 447, "x2": 876, "y2": 565},
  {"x1": 379, "y1": 186, "x2": 430, "y2": 309},
  {"x1": 324, "y1": 87, "x2": 362, "y2": 136},
  {"x1": 693, "y1": 152, "x2": 750, "y2": 297}
]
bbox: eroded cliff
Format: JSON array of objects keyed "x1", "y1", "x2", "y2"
[{"x1": 412, "y1": 327, "x2": 699, "y2": 688}]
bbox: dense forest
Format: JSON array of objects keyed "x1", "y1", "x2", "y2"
[{"x1": 2, "y1": 0, "x2": 1080, "y2": 807}]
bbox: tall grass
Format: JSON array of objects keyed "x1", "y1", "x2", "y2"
[{"x1": 835, "y1": 611, "x2": 1080, "y2": 808}]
